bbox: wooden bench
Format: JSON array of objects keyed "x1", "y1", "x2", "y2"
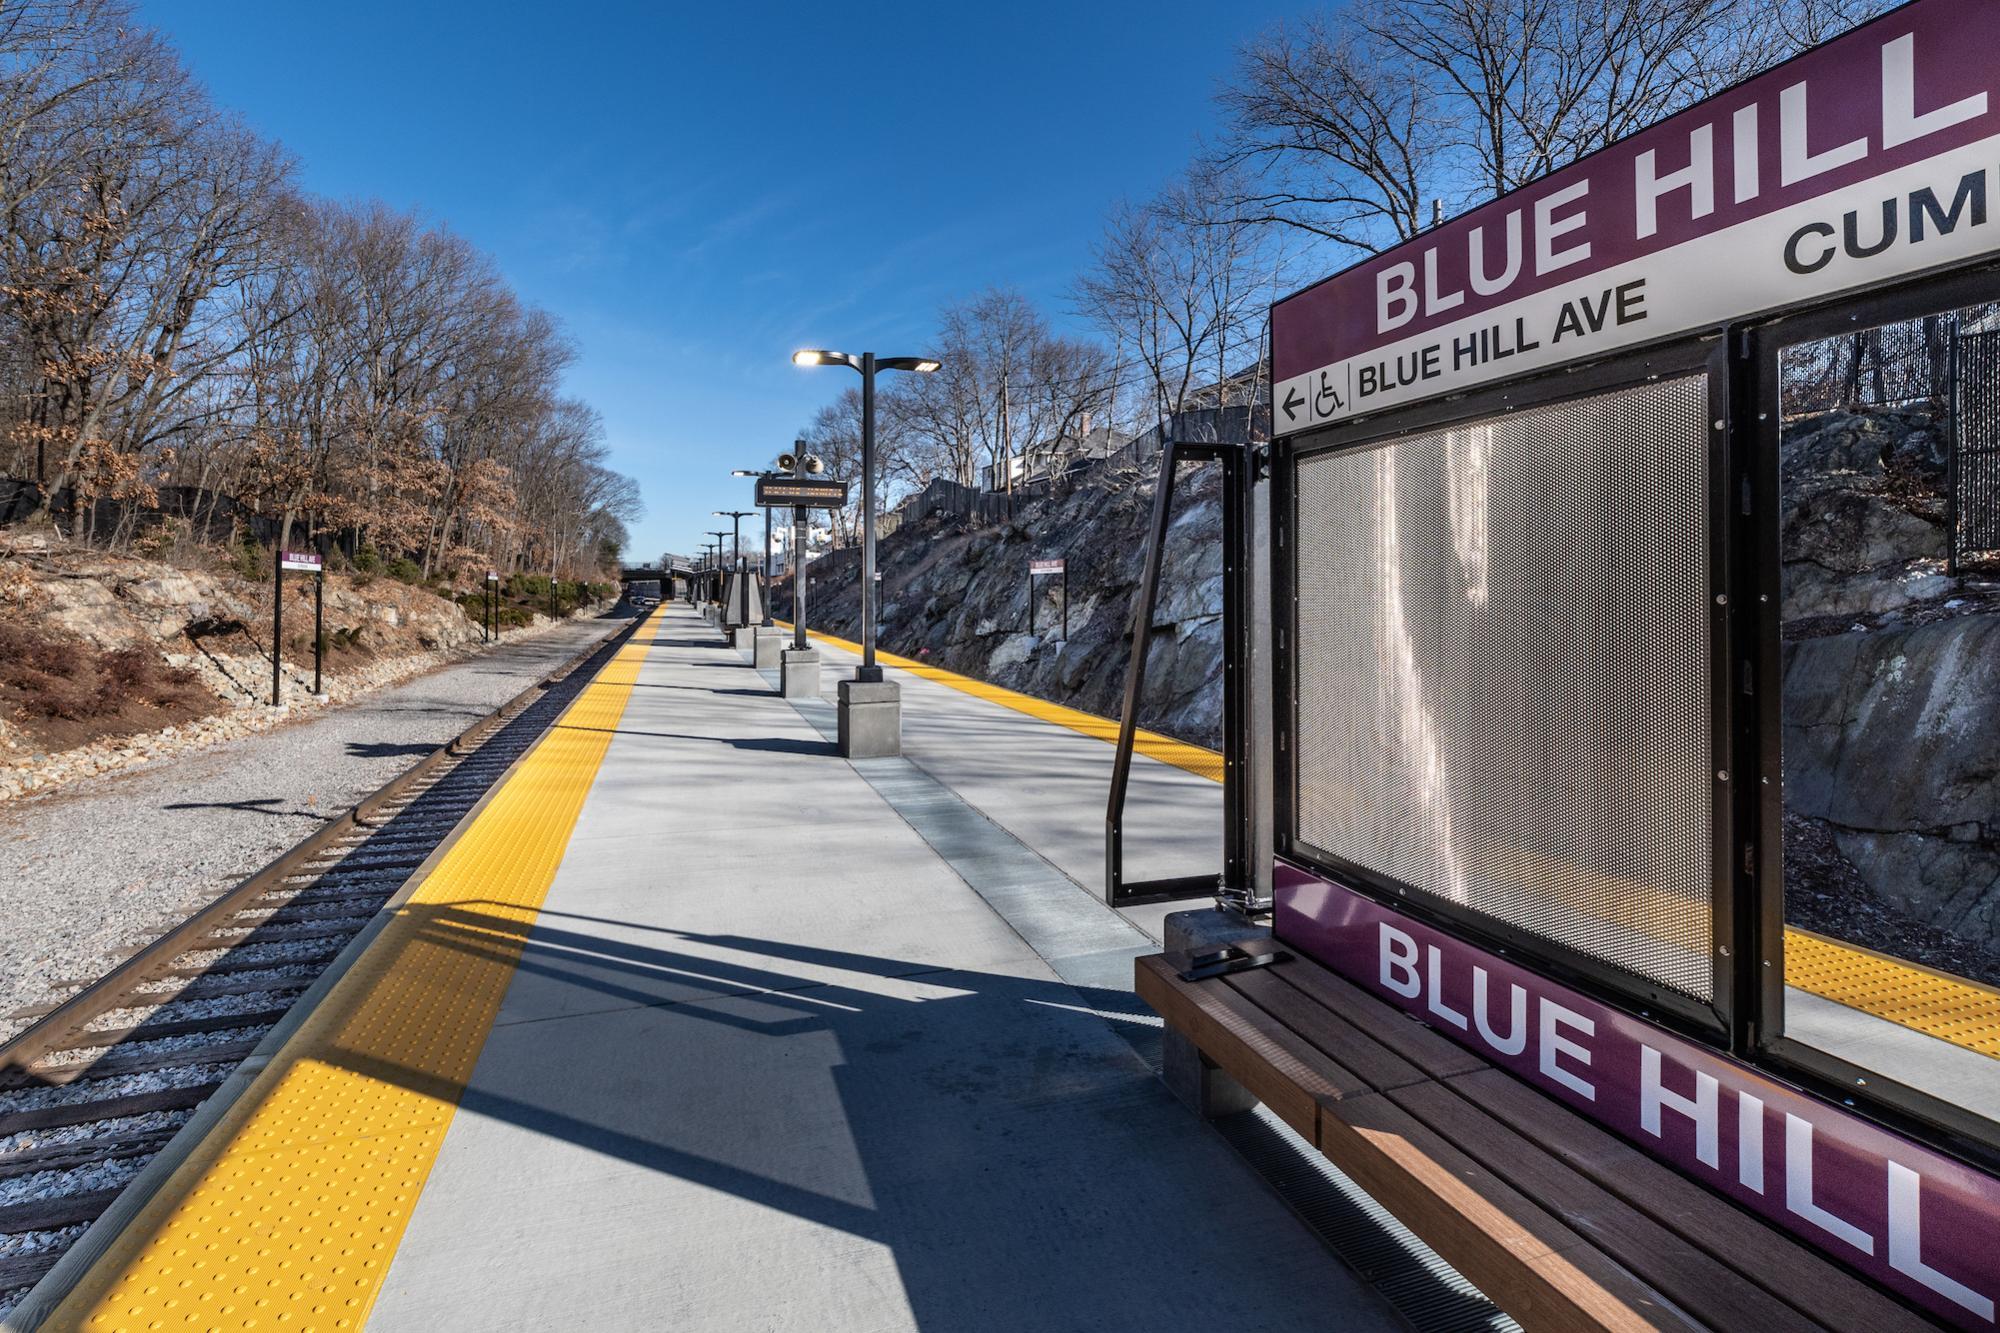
[{"x1": 1137, "y1": 947, "x2": 1935, "y2": 1333}]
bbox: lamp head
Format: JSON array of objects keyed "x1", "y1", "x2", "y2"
[{"x1": 792, "y1": 349, "x2": 829, "y2": 367}]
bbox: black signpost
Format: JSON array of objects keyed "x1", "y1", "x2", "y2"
[
  {"x1": 486, "y1": 570, "x2": 499, "y2": 641},
  {"x1": 1028, "y1": 556, "x2": 1066, "y2": 638},
  {"x1": 755, "y1": 465, "x2": 848, "y2": 652},
  {"x1": 273, "y1": 548, "x2": 323, "y2": 706}
]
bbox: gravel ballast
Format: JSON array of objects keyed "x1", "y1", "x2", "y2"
[{"x1": 0, "y1": 612, "x2": 625, "y2": 1042}]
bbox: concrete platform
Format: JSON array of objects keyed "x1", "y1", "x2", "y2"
[{"x1": 49, "y1": 603, "x2": 1399, "y2": 1331}]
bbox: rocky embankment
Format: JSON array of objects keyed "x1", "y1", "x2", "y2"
[
  {"x1": 777, "y1": 459, "x2": 1226, "y2": 748},
  {"x1": 0, "y1": 534, "x2": 593, "y2": 802},
  {"x1": 1780, "y1": 407, "x2": 2000, "y2": 965}
]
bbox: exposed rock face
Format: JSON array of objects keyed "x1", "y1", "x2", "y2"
[
  {"x1": 1783, "y1": 611, "x2": 2000, "y2": 949},
  {"x1": 1780, "y1": 406, "x2": 1952, "y2": 619},
  {"x1": 779, "y1": 461, "x2": 1227, "y2": 748}
]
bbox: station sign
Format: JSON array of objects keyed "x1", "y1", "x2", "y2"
[
  {"x1": 486, "y1": 570, "x2": 499, "y2": 583},
  {"x1": 1029, "y1": 558, "x2": 1065, "y2": 576},
  {"x1": 755, "y1": 475, "x2": 850, "y2": 508},
  {"x1": 1272, "y1": 0, "x2": 2000, "y2": 430},
  {"x1": 1276, "y1": 863, "x2": 1999, "y2": 1327},
  {"x1": 279, "y1": 551, "x2": 322, "y2": 573}
]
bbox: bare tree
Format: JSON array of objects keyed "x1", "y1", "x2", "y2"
[
  {"x1": 1074, "y1": 167, "x2": 1282, "y2": 421},
  {"x1": 1217, "y1": 0, "x2": 1895, "y2": 252}
]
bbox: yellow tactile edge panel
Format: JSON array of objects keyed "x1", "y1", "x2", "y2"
[
  {"x1": 1786, "y1": 927, "x2": 2000, "y2": 1058},
  {"x1": 783, "y1": 624, "x2": 1223, "y2": 782},
  {"x1": 55, "y1": 608, "x2": 663, "y2": 1331},
  {"x1": 789, "y1": 622, "x2": 2000, "y2": 1060}
]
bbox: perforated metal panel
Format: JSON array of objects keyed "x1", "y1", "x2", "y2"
[{"x1": 1292, "y1": 375, "x2": 1715, "y2": 1000}]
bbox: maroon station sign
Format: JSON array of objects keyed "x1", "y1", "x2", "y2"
[
  {"x1": 1271, "y1": 0, "x2": 2000, "y2": 432},
  {"x1": 1276, "y1": 864, "x2": 2000, "y2": 1326}
]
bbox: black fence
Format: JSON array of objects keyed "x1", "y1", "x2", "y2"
[{"x1": 1954, "y1": 328, "x2": 2000, "y2": 565}]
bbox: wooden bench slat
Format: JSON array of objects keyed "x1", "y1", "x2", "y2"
[
  {"x1": 1451, "y1": 1067, "x2": 1935, "y2": 1333},
  {"x1": 1388, "y1": 1079, "x2": 1827, "y2": 1333},
  {"x1": 1224, "y1": 966, "x2": 1429, "y2": 1093},
  {"x1": 1135, "y1": 955, "x2": 1365, "y2": 1138},
  {"x1": 1318, "y1": 1089, "x2": 1701, "y2": 1332},
  {"x1": 1272, "y1": 957, "x2": 1489, "y2": 1081}
]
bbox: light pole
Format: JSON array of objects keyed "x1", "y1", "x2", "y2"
[
  {"x1": 706, "y1": 534, "x2": 728, "y2": 610},
  {"x1": 733, "y1": 471, "x2": 776, "y2": 627},
  {"x1": 791, "y1": 349, "x2": 938, "y2": 682},
  {"x1": 714, "y1": 509, "x2": 755, "y2": 629}
]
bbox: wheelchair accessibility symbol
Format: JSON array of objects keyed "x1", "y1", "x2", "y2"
[{"x1": 1314, "y1": 370, "x2": 1343, "y2": 417}]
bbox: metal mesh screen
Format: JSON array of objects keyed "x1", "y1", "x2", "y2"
[{"x1": 1293, "y1": 374, "x2": 1715, "y2": 1000}]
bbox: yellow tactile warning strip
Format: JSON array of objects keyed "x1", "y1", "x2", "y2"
[
  {"x1": 786, "y1": 625, "x2": 1223, "y2": 782},
  {"x1": 790, "y1": 622, "x2": 2000, "y2": 1060},
  {"x1": 1786, "y1": 928, "x2": 2000, "y2": 1059},
  {"x1": 54, "y1": 608, "x2": 662, "y2": 1331}
]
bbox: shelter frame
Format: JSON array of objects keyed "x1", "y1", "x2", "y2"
[{"x1": 1266, "y1": 253, "x2": 2000, "y2": 1176}]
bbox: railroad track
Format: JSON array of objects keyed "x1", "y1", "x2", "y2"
[{"x1": 0, "y1": 614, "x2": 641, "y2": 1314}]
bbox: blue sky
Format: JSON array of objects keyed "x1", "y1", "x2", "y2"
[{"x1": 144, "y1": 1, "x2": 1304, "y2": 562}]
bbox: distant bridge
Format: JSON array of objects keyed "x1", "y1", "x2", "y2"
[{"x1": 618, "y1": 556, "x2": 694, "y2": 597}]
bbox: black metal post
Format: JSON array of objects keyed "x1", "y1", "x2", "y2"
[
  {"x1": 717, "y1": 511, "x2": 755, "y2": 626},
  {"x1": 313, "y1": 569, "x2": 323, "y2": 696},
  {"x1": 858, "y1": 351, "x2": 881, "y2": 682},
  {"x1": 271, "y1": 545, "x2": 283, "y2": 707},
  {"x1": 1062, "y1": 561, "x2": 1069, "y2": 641},
  {"x1": 1028, "y1": 565, "x2": 1036, "y2": 637},
  {"x1": 792, "y1": 502, "x2": 808, "y2": 650},
  {"x1": 760, "y1": 503, "x2": 774, "y2": 627},
  {"x1": 1104, "y1": 438, "x2": 1253, "y2": 908},
  {"x1": 1217, "y1": 443, "x2": 1257, "y2": 907}
]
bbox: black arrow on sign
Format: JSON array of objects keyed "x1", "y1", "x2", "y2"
[{"x1": 1282, "y1": 386, "x2": 1305, "y2": 422}]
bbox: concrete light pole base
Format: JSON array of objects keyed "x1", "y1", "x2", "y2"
[
  {"x1": 731, "y1": 625, "x2": 756, "y2": 651},
  {"x1": 780, "y1": 647, "x2": 820, "y2": 698},
  {"x1": 837, "y1": 678, "x2": 901, "y2": 758},
  {"x1": 753, "y1": 627, "x2": 784, "y2": 669}
]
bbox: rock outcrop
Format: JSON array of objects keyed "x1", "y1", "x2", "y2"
[
  {"x1": 777, "y1": 461, "x2": 1227, "y2": 748},
  {"x1": 1783, "y1": 610, "x2": 2000, "y2": 950},
  {"x1": 1780, "y1": 406, "x2": 1953, "y2": 620}
]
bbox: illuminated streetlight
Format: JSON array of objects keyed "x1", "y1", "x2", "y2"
[{"x1": 790, "y1": 349, "x2": 938, "y2": 680}]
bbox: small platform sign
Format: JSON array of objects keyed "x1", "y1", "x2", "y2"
[
  {"x1": 280, "y1": 551, "x2": 322, "y2": 573},
  {"x1": 485, "y1": 570, "x2": 499, "y2": 582},
  {"x1": 756, "y1": 475, "x2": 850, "y2": 508},
  {"x1": 1029, "y1": 558, "x2": 1065, "y2": 576}
]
